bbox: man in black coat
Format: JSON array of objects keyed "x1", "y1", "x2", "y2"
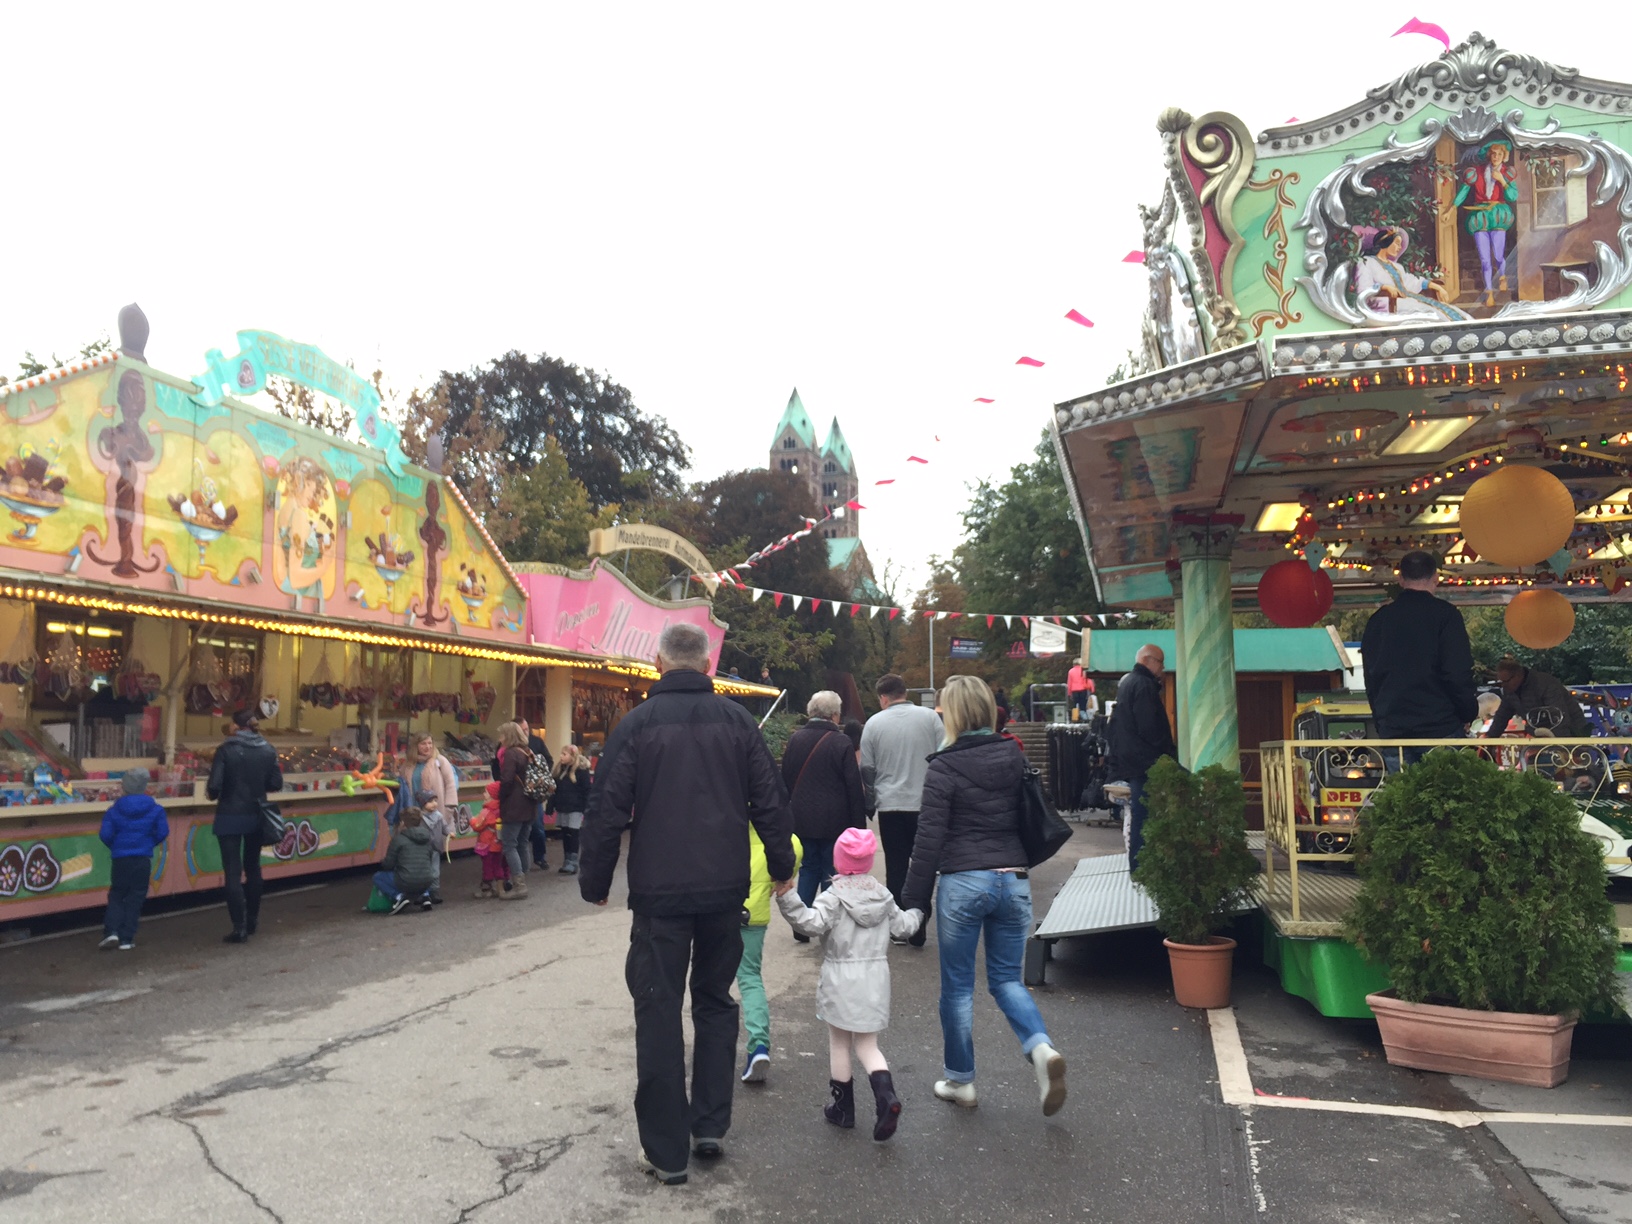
[
  {"x1": 580, "y1": 623, "x2": 795, "y2": 1185},
  {"x1": 780, "y1": 691, "x2": 866, "y2": 936},
  {"x1": 1362, "y1": 550, "x2": 1478, "y2": 767},
  {"x1": 207, "y1": 708, "x2": 284, "y2": 944},
  {"x1": 1106, "y1": 643, "x2": 1176, "y2": 873}
]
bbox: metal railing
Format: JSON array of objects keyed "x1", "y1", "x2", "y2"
[{"x1": 1260, "y1": 736, "x2": 1632, "y2": 924}]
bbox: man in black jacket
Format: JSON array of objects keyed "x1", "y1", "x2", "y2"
[
  {"x1": 1106, "y1": 644, "x2": 1176, "y2": 873},
  {"x1": 1362, "y1": 550, "x2": 1478, "y2": 767},
  {"x1": 581, "y1": 622, "x2": 795, "y2": 1185}
]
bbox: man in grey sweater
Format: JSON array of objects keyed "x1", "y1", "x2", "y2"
[{"x1": 859, "y1": 674, "x2": 944, "y2": 947}]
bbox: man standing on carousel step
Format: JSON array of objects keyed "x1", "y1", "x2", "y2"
[
  {"x1": 1105, "y1": 643, "x2": 1176, "y2": 875},
  {"x1": 580, "y1": 622, "x2": 795, "y2": 1186},
  {"x1": 1361, "y1": 549, "x2": 1478, "y2": 769},
  {"x1": 860, "y1": 674, "x2": 944, "y2": 948}
]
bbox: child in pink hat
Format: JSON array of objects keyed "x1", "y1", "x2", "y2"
[{"x1": 776, "y1": 825, "x2": 922, "y2": 1140}]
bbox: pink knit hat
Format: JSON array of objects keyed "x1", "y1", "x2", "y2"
[{"x1": 832, "y1": 827, "x2": 877, "y2": 876}]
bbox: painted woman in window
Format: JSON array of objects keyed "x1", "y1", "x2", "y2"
[
  {"x1": 1352, "y1": 227, "x2": 1468, "y2": 321},
  {"x1": 1442, "y1": 139, "x2": 1519, "y2": 307},
  {"x1": 272, "y1": 456, "x2": 335, "y2": 601}
]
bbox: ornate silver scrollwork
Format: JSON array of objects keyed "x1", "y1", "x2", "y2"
[{"x1": 1366, "y1": 31, "x2": 1578, "y2": 110}]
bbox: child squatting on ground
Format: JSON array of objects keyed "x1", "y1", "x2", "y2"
[
  {"x1": 737, "y1": 825, "x2": 803, "y2": 1084},
  {"x1": 775, "y1": 826, "x2": 922, "y2": 1141},
  {"x1": 98, "y1": 767, "x2": 170, "y2": 950},
  {"x1": 372, "y1": 807, "x2": 438, "y2": 914}
]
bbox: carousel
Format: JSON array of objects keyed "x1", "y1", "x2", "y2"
[{"x1": 1050, "y1": 32, "x2": 1632, "y2": 1015}]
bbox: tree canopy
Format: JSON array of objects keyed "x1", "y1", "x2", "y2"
[{"x1": 433, "y1": 350, "x2": 689, "y2": 508}]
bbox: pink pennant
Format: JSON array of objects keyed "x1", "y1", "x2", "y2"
[
  {"x1": 1021, "y1": 616, "x2": 1031, "y2": 627},
  {"x1": 773, "y1": 592, "x2": 783, "y2": 608},
  {"x1": 845, "y1": 499, "x2": 866, "y2": 511},
  {"x1": 986, "y1": 615, "x2": 994, "y2": 628},
  {"x1": 907, "y1": 456, "x2": 929, "y2": 464},
  {"x1": 1065, "y1": 309, "x2": 1094, "y2": 328},
  {"x1": 1015, "y1": 356, "x2": 1045, "y2": 367},
  {"x1": 850, "y1": 603, "x2": 862, "y2": 617},
  {"x1": 1283, "y1": 116, "x2": 1300, "y2": 123},
  {"x1": 1122, "y1": 250, "x2": 1146, "y2": 264},
  {"x1": 810, "y1": 599, "x2": 823, "y2": 614},
  {"x1": 888, "y1": 608, "x2": 900, "y2": 621},
  {"x1": 1392, "y1": 17, "x2": 1450, "y2": 48},
  {"x1": 875, "y1": 479, "x2": 896, "y2": 485},
  {"x1": 973, "y1": 397, "x2": 994, "y2": 403}
]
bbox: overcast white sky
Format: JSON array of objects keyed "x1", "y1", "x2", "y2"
[{"x1": 4, "y1": 4, "x2": 1626, "y2": 603}]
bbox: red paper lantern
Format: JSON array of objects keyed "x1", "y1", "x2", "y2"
[{"x1": 1257, "y1": 559, "x2": 1334, "y2": 627}]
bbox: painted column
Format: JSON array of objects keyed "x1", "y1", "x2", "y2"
[
  {"x1": 1173, "y1": 514, "x2": 1242, "y2": 771},
  {"x1": 543, "y1": 667, "x2": 574, "y2": 757},
  {"x1": 1166, "y1": 560, "x2": 1189, "y2": 767}
]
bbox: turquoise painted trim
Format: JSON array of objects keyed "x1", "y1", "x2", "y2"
[{"x1": 1087, "y1": 628, "x2": 1344, "y2": 675}]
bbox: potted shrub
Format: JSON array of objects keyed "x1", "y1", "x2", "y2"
[
  {"x1": 1134, "y1": 757, "x2": 1260, "y2": 1008},
  {"x1": 1346, "y1": 750, "x2": 1620, "y2": 1088}
]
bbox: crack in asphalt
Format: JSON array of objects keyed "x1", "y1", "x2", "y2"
[
  {"x1": 173, "y1": 1116, "x2": 285, "y2": 1223},
  {"x1": 452, "y1": 1129, "x2": 595, "y2": 1223}
]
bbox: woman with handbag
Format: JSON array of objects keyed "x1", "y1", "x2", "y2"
[
  {"x1": 207, "y1": 708, "x2": 285, "y2": 944},
  {"x1": 780, "y1": 692, "x2": 868, "y2": 940},
  {"x1": 494, "y1": 721, "x2": 536, "y2": 899},
  {"x1": 902, "y1": 674, "x2": 1067, "y2": 1116}
]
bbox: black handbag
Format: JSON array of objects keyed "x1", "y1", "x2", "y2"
[
  {"x1": 258, "y1": 800, "x2": 287, "y2": 845},
  {"x1": 1017, "y1": 765, "x2": 1073, "y2": 868}
]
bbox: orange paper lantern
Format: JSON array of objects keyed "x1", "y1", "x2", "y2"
[
  {"x1": 1257, "y1": 559, "x2": 1334, "y2": 627},
  {"x1": 1504, "y1": 589, "x2": 1575, "y2": 649},
  {"x1": 1458, "y1": 465, "x2": 1576, "y2": 569}
]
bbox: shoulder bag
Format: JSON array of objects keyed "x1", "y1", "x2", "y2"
[{"x1": 1016, "y1": 764, "x2": 1073, "y2": 868}]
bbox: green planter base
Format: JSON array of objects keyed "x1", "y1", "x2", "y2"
[{"x1": 1263, "y1": 929, "x2": 1391, "y2": 1019}]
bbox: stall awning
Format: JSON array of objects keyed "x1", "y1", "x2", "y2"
[{"x1": 1084, "y1": 627, "x2": 1349, "y2": 675}]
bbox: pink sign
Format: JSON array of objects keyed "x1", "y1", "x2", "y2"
[{"x1": 519, "y1": 562, "x2": 726, "y2": 671}]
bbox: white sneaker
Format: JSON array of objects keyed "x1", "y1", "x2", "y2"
[
  {"x1": 933, "y1": 1078, "x2": 978, "y2": 1107},
  {"x1": 98, "y1": 935, "x2": 120, "y2": 950},
  {"x1": 1031, "y1": 1043, "x2": 1067, "y2": 1116}
]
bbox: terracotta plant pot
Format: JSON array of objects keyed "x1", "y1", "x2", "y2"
[
  {"x1": 1164, "y1": 936, "x2": 1237, "y2": 1008},
  {"x1": 1366, "y1": 990, "x2": 1577, "y2": 1088}
]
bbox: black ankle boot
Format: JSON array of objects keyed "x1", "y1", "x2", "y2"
[
  {"x1": 823, "y1": 1078, "x2": 855, "y2": 1129},
  {"x1": 868, "y1": 1070, "x2": 901, "y2": 1140},
  {"x1": 245, "y1": 915, "x2": 258, "y2": 936},
  {"x1": 223, "y1": 929, "x2": 248, "y2": 944}
]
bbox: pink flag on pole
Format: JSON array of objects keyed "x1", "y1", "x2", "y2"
[
  {"x1": 1122, "y1": 250, "x2": 1145, "y2": 264},
  {"x1": 1015, "y1": 356, "x2": 1045, "y2": 367},
  {"x1": 907, "y1": 456, "x2": 929, "y2": 464},
  {"x1": 1392, "y1": 17, "x2": 1450, "y2": 48},
  {"x1": 1065, "y1": 309, "x2": 1094, "y2": 328}
]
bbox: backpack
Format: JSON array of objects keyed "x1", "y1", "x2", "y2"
[{"x1": 522, "y1": 750, "x2": 556, "y2": 801}]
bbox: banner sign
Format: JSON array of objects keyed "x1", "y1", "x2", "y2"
[
  {"x1": 194, "y1": 330, "x2": 409, "y2": 475},
  {"x1": 1006, "y1": 642, "x2": 1027, "y2": 659},
  {"x1": 1030, "y1": 619, "x2": 1068, "y2": 656},
  {"x1": 518, "y1": 562, "x2": 725, "y2": 669},
  {"x1": 588, "y1": 524, "x2": 718, "y2": 595},
  {"x1": 948, "y1": 637, "x2": 984, "y2": 659}
]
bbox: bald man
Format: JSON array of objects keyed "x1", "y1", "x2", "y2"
[{"x1": 1106, "y1": 644, "x2": 1177, "y2": 873}]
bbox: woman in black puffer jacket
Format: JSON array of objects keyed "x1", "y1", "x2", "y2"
[{"x1": 902, "y1": 675, "x2": 1066, "y2": 1118}]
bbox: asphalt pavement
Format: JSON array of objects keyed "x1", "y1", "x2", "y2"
[{"x1": 0, "y1": 827, "x2": 1627, "y2": 1223}]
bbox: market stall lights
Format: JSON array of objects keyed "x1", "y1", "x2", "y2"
[
  {"x1": 1380, "y1": 416, "x2": 1479, "y2": 457},
  {"x1": 1255, "y1": 502, "x2": 1306, "y2": 533}
]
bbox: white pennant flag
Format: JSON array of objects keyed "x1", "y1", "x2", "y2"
[
  {"x1": 1003, "y1": 615, "x2": 1013, "y2": 629},
  {"x1": 1065, "y1": 615, "x2": 1079, "y2": 625},
  {"x1": 869, "y1": 605, "x2": 882, "y2": 619},
  {"x1": 751, "y1": 588, "x2": 765, "y2": 602},
  {"x1": 935, "y1": 611, "x2": 948, "y2": 621},
  {"x1": 791, "y1": 595, "x2": 803, "y2": 611}
]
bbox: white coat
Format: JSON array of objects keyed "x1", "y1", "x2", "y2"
[{"x1": 777, "y1": 874, "x2": 921, "y2": 1033}]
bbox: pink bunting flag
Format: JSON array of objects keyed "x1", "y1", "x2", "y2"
[
  {"x1": 888, "y1": 608, "x2": 900, "y2": 622},
  {"x1": 907, "y1": 456, "x2": 929, "y2": 464},
  {"x1": 850, "y1": 603, "x2": 862, "y2": 617},
  {"x1": 1122, "y1": 250, "x2": 1146, "y2": 264},
  {"x1": 1021, "y1": 616, "x2": 1031, "y2": 627},
  {"x1": 1392, "y1": 17, "x2": 1450, "y2": 48},
  {"x1": 1283, "y1": 116, "x2": 1300, "y2": 124},
  {"x1": 875, "y1": 479, "x2": 896, "y2": 485},
  {"x1": 973, "y1": 397, "x2": 994, "y2": 403},
  {"x1": 1015, "y1": 356, "x2": 1045, "y2": 367},
  {"x1": 845, "y1": 500, "x2": 866, "y2": 511},
  {"x1": 773, "y1": 591, "x2": 783, "y2": 607},
  {"x1": 1065, "y1": 309, "x2": 1094, "y2": 328},
  {"x1": 986, "y1": 615, "x2": 995, "y2": 628},
  {"x1": 810, "y1": 599, "x2": 823, "y2": 615}
]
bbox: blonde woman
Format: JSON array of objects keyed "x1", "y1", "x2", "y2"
[
  {"x1": 546, "y1": 744, "x2": 592, "y2": 875},
  {"x1": 901, "y1": 674, "x2": 1066, "y2": 1117},
  {"x1": 495, "y1": 721, "x2": 536, "y2": 898}
]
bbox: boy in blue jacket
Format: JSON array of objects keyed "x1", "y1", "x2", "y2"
[{"x1": 98, "y1": 767, "x2": 170, "y2": 950}]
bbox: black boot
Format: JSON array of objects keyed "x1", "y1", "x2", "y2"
[
  {"x1": 869, "y1": 1070, "x2": 901, "y2": 1141},
  {"x1": 823, "y1": 1078, "x2": 855, "y2": 1129},
  {"x1": 223, "y1": 929, "x2": 248, "y2": 944}
]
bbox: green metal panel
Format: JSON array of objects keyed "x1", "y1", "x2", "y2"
[
  {"x1": 1087, "y1": 628, "x2": 1344, "y2": 676},
  {"x1": 1263, "y1": 929, "x2": 1391, "y2": 1019}
]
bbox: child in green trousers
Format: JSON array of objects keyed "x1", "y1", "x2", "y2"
[{"x1": 738, "y1": 825, "x2": 802, "y2": 1083}]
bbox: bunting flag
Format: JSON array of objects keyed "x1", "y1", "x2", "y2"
[
  {"x1": 1015, "y1": 356, "x2": 1045, "y2": 367},
  {"x1": 810, "y1": 598, "x2": 823, "y2": 614},
  {"x1": 1065, "y1": 309, "x2": 1094, "y2": 328},
  {"x1": 1122, "y1": 250, "x2": 1145, "y2": 264},
  {"x1": 875, "y1": 479, "x2": 896, "y2": 485},
  {"x1": 889, "y1": 608, "x2": 900, "y2": 621},
  {"x1": 791, "y1": 595, "x2": 803, "y2": 610},
  {"x1": 850, "y1": 603, "x2": 862, "y2": 617},
  {"x1": 773, "y1": 591, "x2": 783, "y2": 608},
  {"x1": 736, "y1": 585, "x2": 1126, "y2": 628},
  {"x1": 986, "y1": 615, "x2": 995, "y2": 628},
  {"x1": 907, "y1": 455, "x2": 929, "y2": 464},
  {"x1": 974, "y1": 397, "x2": 994, "y2": 403},
  {"x1": 751, "y1": 587, "x2": 765, "y2": 602},
  {"x1": 845, "y1": 499, "x2": 866, "y2": 511},
  {"x1": 1392, "y1": 17, "x2": 1450, "y2": 48}
]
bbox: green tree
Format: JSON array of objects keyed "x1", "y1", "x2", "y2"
[
  {"x1": 1462, "y1": 604, "x2": 1632, "y2": 683},
  {"x1": 433, "y1": 350, "x2": 689, "y2": 508},
  {"x1": 492, "y1": 439, "x2": 619, "y2": 565},
  {"x1": 1, "y1": 336, "x2": 112, "y2": 387}
]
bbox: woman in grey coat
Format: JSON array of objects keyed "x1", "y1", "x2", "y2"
[{"x1": 777, "y1": 827, "x2": 921, "y2": 1141}]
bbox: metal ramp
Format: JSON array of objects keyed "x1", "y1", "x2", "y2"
[{"x1": 1024, "y1": 848, "x2": 1261, "y2": 985}]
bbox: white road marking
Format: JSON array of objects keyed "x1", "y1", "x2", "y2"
[
  {"x1": 1206, "y1": 1007, "x2": 1632, "y2": 1130},
  {"x1": 18, "y1": 988, "x2": 152, "y2": 1013}
]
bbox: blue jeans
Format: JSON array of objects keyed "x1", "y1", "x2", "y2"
[
  {"x1": 935, "y1": 870, "x2": 1053, "y2": 1082},
  {"x1": 373, "y1": 870, "x2": 428, "y2": 900},
  {"x1": 797, "y1": 838, "x2": 835, "y2": 907},
  {"x1": 103, "y1": 855, "x2": 152, "y2": 943}
]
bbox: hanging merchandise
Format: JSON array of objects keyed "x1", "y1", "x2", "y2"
[
  {"x1": 1504, "y1": 589, "x2": 1575, "y2": 649},
  {"x1": 45, "y1": 630, "x2": 83, "y2": 702},
  {"x1": 0, "y1": 609, "x2": 38, "y2": 695},
  {"x1": 1458, "y1": 465, "x2": 1576, "y2": 568},
  {"x1": 1257, "y1": 558, "x2": 1335, "y2": 628},
  {"x1": 185, "y1": 639, "x2": 226, "y2": 714},
  {"x1": 115, "y1": 653, "x2": 163, "y2": 704},
  {"x1": 301, "y1": 644, "x2": 339, "y2": 709}
]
